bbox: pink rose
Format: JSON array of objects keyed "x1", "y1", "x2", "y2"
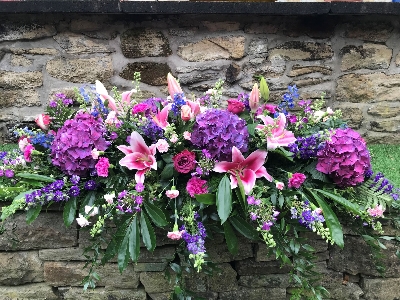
[
  {"x1": 227, "y1": 99, "x2": 245, "y2": 114},
  {"x1": 95, "y1": 157, "x2": 110, "y2": 177},
  {"x1": 172, "y1": 149, "x2": 196, "y2": 173},
  {"x1": 288, "y1": 173, "x2": 306, "y2": 189},
  {"x1": 183, "y1": 131, "x2": 191, "y2": 140},
  {"x1": 35, "y1": 114, "x2": 50, "y2": 130},
  {"x1": 155, "y1": 139, "x2": 169, "y2": 153},
  {"x1": 181, "y1": 105, "x2": 192, "y2": 121},
  {"x1": 276, "y1": 182, "x2": 284, "y2": 190},
  {"x1": 166, "y1": 189, "x2": 179, "y2": 199},
  {"x1": 167, "y1": 230, "x2": 184, "y2": 240}
]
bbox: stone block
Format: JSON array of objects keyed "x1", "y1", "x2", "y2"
[
  {"x1": 0, "y1": 251, "x2": 44, "y2": 285},
  {"x1": 202, "y1": 21, "x2": 241, "y2": 32},
  {"x1": 139, "y1": 272, "x2": 175, "y2": 293},
  {"x1": 235, "y1": 258, "x2": 291, "y2": 276},
  {"x1": 0, "y1": 212, "x2": 77, "y2": 250},
  {"x1": 178, "y1": 36, "x2": 245, "y2": 62},
  {"x1": 0, "y1": 283, "x2": 58, "y2": 299},
  {"x1": 337, "y1": 106, "x2": 364, "y2": 129},
  {"x1": 370, "y1": 119, "x2": 400, "y2": 133},
  {"x1": 328, "y1": 236, "x2": 400, "y2": 277},
  {"x1": 342, "y1": 21, "x2": 393, "y2": 43},
  {"x1": 53, "y1": 33, "x2": 114, "y2": 54},
  {"x1": 10, "y1": 55, "x2": 33, "y2": 67},
  {"x1": 361, "y1": 277, "x2": 400, "y2": 300},
  {"x1": 219, "y1": 287, "x2": 286, "y2": 300},
  {"x1": 288, "y1": 64, "x2": 332, "y2": 77},
  {"x1": 0, "y1": 89, "x2": 41, "y2": 108},
  {"x1": 0, "y1": 23, "x2": 56, "y2": 41},
  {"x1": 238, "y1": 274, "x2": 291, "y2": 288},
  {"x1": 61, "y1": 287, "x2": 147, "y2": 300},
  {"x1": 336, "y1": 73, "x2": 400, "y2": 103},
  {"x1": 368, "y1": 103, "x2": 400, "y2": 118},
  {"x1": 120, "y1": 62, "x2": 171, "y2": 86},
  {"x1": 340, "y1": 44, "x2": 392, "y2": 71},
  {"x1": 121, "y1": 28, "x2": 171, "y2": 58},
  {"x1": 0, "y1": 71, "x2": 42, "y2": 89},
  {"x1": 244, "y1": 22, "x2": 279, "y2": 34},
  {"x1": 46, "y1": 56, "x2": 113, "y2": 83},
  {"x1": 292, "y1": 77, "x2": 330, "y2": 88},
  {"x1": 10, "y1": 48, "x2": 59, "y2": 55},
  {"x1": 206, "y1": 239, "x2": 253, "y2": 263},
  {"x1": 268, "y1": 41, "x2": 333, "y2": 61},
  {"x1": 248, "y1": 38, "x2": 269, "y2": 57},
  {"x1": 39, "y1": 247, "x2": 86, "y2": 261},
  {"x1": 44, "y1": 261, "x2": 140, "y2": 288},
  {"x1": 363, "y1": 132, "x2": 400, "y2": 145}
]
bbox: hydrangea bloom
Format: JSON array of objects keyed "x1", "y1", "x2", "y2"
[
  {"x1": 316, "y1": 128, "x2": 371, "y2": 187},
  {"x1": 51, "y1": 112, "x2": 109, "y2": 176},
  {"x1": 191, "y1": 109, "x2": 249, "y2": 161}
]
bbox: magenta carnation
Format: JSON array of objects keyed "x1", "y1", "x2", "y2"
[
  {"x1": 95, "y1": 157, "x2": 110, "y2": 177},
  {"x1": 190, "y1": 109, "x2": 249, "y2": 161},
  {"x1": 51, "y1": 112, "x2": 109, "y2": 176},
  {"x1": 186, "y1": 176, "x2": 208, "y2": 197},
  {"x1": 316, "y1": 128, "x2": 371, "y2": 187}
]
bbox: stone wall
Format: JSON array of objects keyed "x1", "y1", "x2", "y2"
[
  {"x1": 0, "y1": 208, "x2": 399, "y2": 299},
  {"x1": 0, "y1": 13, "x2": 400, "y2": 144}
]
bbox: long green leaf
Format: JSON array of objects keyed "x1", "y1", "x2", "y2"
[
  {"x1": 315, "y1": 189, "x2": 361, "y2": 215},
  {"x1": 195, "y1": 193, "x2": 216, "y2": 205},
  {"x1": 160, "y1": 163, "x2": 174, "y2": 180},
  {"x1": 229, "y1": 215, "x2": 259, "y2": 240},
  {"x1": 117, "y1": 225, "x2": 130, "y2": 273},
  {"x1": 15, "y1": 173, "x2": 56, "y2": 183},
  {"x1": 236, "y1": 177, "x2": 247, "y2": 214},
  {"x1": 308, "y1": 190, "x2": 344, "y2": 248},
  {"x1": 26, "y1": 205, "x2": 41, "y2": 225},
  {"x1": 129, "y1": 215, "x2": 140, "y2": 262},
  {"x1": 223, "y1": 221, "x2": 238, "y2": 255},
  {"x1": 216, "y1": 176, "x2": 232, "y2": 224},
  {"x1": 63, "y1": 197, "x2": 77, "y2": 228},
  {"x1": 140, "y1": 212, "x2": 156, "y2": 251},
  {"x1": 144, "y1": 200, "x2": 168, "y2": 227}
]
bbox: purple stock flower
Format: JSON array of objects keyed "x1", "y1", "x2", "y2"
[
  {"x1": 68, "y1": 186, "x2": 80, "y2": 197},
  {"x1": 191, "y1": 109, "x2": 249, "y2": 161},
  {"x1": 5, "y1": 169, "x2": 14, "y2": 178},
  {"x1": 84, "y1": 180, "x2": 97, "y2": 191}
]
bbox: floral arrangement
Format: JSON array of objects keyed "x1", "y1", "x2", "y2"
[{"x1": 1, "y1": 73, "x2": 399, "y2": 299}]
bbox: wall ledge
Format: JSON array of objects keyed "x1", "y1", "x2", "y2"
[{"x1": 1, "y1": 1, "x2": 400, "y2": 15}]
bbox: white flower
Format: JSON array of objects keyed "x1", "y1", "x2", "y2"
[
  {"x1": 84, "y1": 205, "x2": 99, "y2": 217},
  {"x1": 104, "y1": 193, "x2": 115, "y2": 204},
  {"x1": 76, "y1": 214, "x2": 90, "y2": 227}
]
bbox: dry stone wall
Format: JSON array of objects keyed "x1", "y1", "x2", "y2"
[{"x1": 0, "y1": 14, "x2": 400, "y2": 144}]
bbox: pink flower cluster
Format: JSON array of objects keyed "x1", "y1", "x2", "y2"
[
  {"x1": 186, "y1": 177, "x2": 208, "y2": 197},
  {"x1": 367, "y1": 205, "x2": 384, "y2": 218},
  {"x1": 288, "y1": 173, "x2": 306, "y2": 189}
]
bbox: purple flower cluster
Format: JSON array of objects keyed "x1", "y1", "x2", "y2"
[
  {"x1": 276, "y1": 85, "x2": 298, "y2": 116},
  {"x1": 51, "y1": 112, "x2": 109, "y2": 177},
  {"x1": 25, "y1": 180, "x2": 69, "y2": 206},
  {"x1": 290, "y1": 201, "x2": 325, "y2": 230},
  {"x1": 191, "y1": 109, "x2": 249, "y2": 161},
  {"x1": 140, "y1": 119, "x2": 165, "y2": 143},
  {"x1": 171, "y1": 93, "x2": 186, "y2": 116},
  {"x1": 367, "y1": 171, "x2": 399, "y2": 201},
  {"x1": 116, "y1": 190, "x2": 143, "y2": 213},
  {"x1": 289, "y1": 134, "x2": 325, "y2": 160},
  {"x1": 180, "y1": 213, "x2": 207, "y2": 255},
  {"x1": 316, "y1": 128, "x2": 371, "y2": 187}
]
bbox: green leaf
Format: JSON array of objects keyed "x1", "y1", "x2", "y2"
[
  {"x1": 223, "y1": 221, "x2": 238, "y2": 255},
  {"x1": 140, "y1": 212, "x2": 156, "y2": 251},
  {"x1": 315, "y1": 189, "x2": 362, "y2": 215},
  {"x1": 161, "y1": 154, "x2": 173, "y2": 164},
  {"x1": 80, "y1": 191, "x2": 96, "y2": 209},
  {"x1": 216, "y1": 175, "x2": 232, "y2": 224},
  {"x1": 278, "y1": 194, "x2": 285, "y2": 208},
  {"x1": 259, "y1": 76, "x2": 270, "y2": 101},
  {"x1": 15, "y1": 173, "x2": 56, "y2": 183},
  {"x1": 160, "y1": 163, "x2": 174, "y2": 180},
  {"x1": 304, "y1": 161, "x2": 330, "y2": 183},
  {"x1": 270, "y1": 193, "x2": 277, "y2": 206},
  {"x1": 117, "y1": 225, "x2": 130, "y2": 273},
  {"x1": 144, "y1": 200, "x2": 168, "y2": 227},
  {"x1": 308, "y1": 189, "x2": 344, "y2": 248},
  {"x1": 195, "y1": 193, "x2": 216, "y2": 205},
  {"x1": 26, "y1": 205, "x2": 41, "y2": 225},
  {"x1": 63, "y1": 197, "x2": 77, "y2": 228},
  {"x1": 247, "y1": 123, "x2": 257, "y2": 137},
  {"x1": 229, "y1": 215, "x2": 259, "y2": 240},
  {"x1": 129, "y1": 215, "x2": 140, "y2": 262}
]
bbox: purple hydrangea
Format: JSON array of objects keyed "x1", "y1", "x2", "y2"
[
  {"x1": 190, "y1": 109, "x2": 249, "y2": 161},
  {"x1": 316, "y1": 128, "x2": 371, "y2": 188},
  {"x1": 51, "y1": 112, "x2": 109, "y2": 176}
]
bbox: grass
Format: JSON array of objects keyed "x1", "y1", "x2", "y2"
[{"x1": 0, "y1": 143, "x2": 399, "y2": 186}]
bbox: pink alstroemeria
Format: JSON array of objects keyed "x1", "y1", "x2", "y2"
[
  {"x1": 153, "y1": 105, "x2": 171, "y2": 129},
  {"x1": 213, "y1": 146, "x2": 273, "y2": 195},
  {"x1": 117, "y1": 131, "x2": 157, "y2": 184},
  {"x1": 167, "y1": 73, "x2": 183, "y2": 99},
  {"x1": 249, "y1": 83, "x2": 260, "y2": 112},
  {"x1": 256, "y1": 113, "x2": 297, "y2": 150},
  {"x1": 95, "y1": 80, "x2": 117, "y2": 112}
]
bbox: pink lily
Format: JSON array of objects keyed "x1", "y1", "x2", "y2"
[
  {"x1": 153, "y1": 105, "x2": 171, "y2": 129},
  {"x1": 95, "y1": 80, "x2": 117, "y2": 112},
  {"x1": 213, "y1": 147, "x2": 273, "y2": 195},
  {"x1": 256, "y1": 113, "x2": 297, "y2": 150},
  {"x1": 167, "y1": 73, "x2": 183, "y2": 99},
  {"x1": 121, "y1": 89, "x2": 137, "y2": 105},
  {"x1": 117, "y1": 131, "x2": 157, "y2": 184},
  {"x1": 181, "y1": 99, "x2": 201, "y2": 121},
  {"x1": 249, "y1": 83, "x2": 260, "y2": 112}
]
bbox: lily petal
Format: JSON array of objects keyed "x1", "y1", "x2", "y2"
[
  {"x1": 167, "y1": 73, "x2": 183, "y2": 99},
  {"x1": 255, "y1": 166, "x2": 273, "y2": 182},
  {"x1": 153, "y1": 105, "x2": 170, "y2": 129},
  {"x1": 129, "y1": 131, "x2": 151, "y2": 155},
  {"x1": 243, "y1": 150, "x2": 268, "y2": 172},
  {"x1": 239, "y1": 169, "x2": 257, "y2": 195},
  {"x1": 214, "y1": 161, "x2": 240, "y2": 173},
  {"x1": 231, "y1": 146, "x2": 245, "y2": 164}
]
